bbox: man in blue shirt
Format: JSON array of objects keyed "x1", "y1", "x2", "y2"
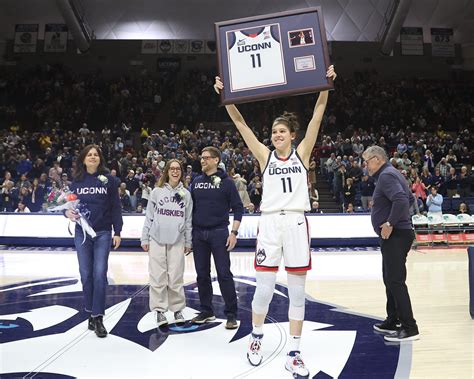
[
  {"x1": 363, "y1": 146, "x2": 419, "y2": 342},
  {"x1": 426, "y1": 186, "x2": 443, "y2": 214},
  {"x1": 190, "y1": 146, "x2": 244, "y2": 329}
]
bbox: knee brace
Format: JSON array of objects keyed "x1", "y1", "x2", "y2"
[
  {"x1": 251, "y1": 271, "x2": 277, "y2": 315},
  {"x1": 287, "y1": 274, "x2": 306, "y2": 321}
]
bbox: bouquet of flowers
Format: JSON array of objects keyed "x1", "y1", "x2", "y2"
[{"x1": 45, "y1": 189, "x2": 96, "y2": 242}]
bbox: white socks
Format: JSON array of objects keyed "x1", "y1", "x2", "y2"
[
  {"x1": 288, "y1": 335, "x2": 301, "y2": 352},
  {"x1": 252, "y1": 324, "x2": 263, "y2": 336}
]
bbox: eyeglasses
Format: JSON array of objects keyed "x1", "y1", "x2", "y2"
[
  {"x1": 201, "y1": 156, "x2": 217, "y2": 161},
  {"x1": 169, "y1": 167, "x2": 182, "y2": 172},
  {"x1": 365, "y1": 156, "x2": 378, "y2": 163}
]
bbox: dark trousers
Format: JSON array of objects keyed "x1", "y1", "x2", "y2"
[
  {"x1": 192, "y1": 227, "x2": 237, "y2": 317},
  {"x1": 380, "y1": 228, "x2": 418, "y2": 331}
]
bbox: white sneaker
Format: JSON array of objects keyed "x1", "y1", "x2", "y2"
[
  {"x1": 247, "y1": 333, "x2": 263, "y2": 366},
  {"x1": 156, "y1": 311, "x2": 168, "y2": 327},
  {"x1": 174, "y1": 311, "x2": 185, "y2": 325},
  {"x1": 285, "y1": 351, "x2": 309, "y2": 378}
]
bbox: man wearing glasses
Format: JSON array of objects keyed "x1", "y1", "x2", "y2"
[
  {"x1": 190, "y1": 146, "x2": 244, "y2": 329},
  {"x1": 363, "y1": 146, "x2": 419, "y2": 342}
]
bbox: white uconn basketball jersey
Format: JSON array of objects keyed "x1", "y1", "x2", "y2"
[
  {"x1": 227, "y1": 24, "x2": 286, "y2": 92},
  {"x1": 260, "y1": 150, "x2": 310, "y2": 212}
]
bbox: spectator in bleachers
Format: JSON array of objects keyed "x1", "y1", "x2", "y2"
[
  {"x1": 333, "y1": 163, "x2": 346, "y2": 203},
  {"x1": 420, "y1": 167, "x2": 432, "y2": 191},
  {"x1": 1, "y1": 171, "x2": 12, "y2": 188},
  {"x1": 184, "y1": 175, "x2": 192, "y2": 189},
  {"x1": 352, "y1": 137, "x2": 364, "y2": 158},
  {"x1": 459, "y1": 147, "x2": 472, "y2": 172},
  {"x1": 27, "y1": 178, "x2": 45, "y2": 212},
  {"x1": 399, "y1": 153, "x2": 412, "y2": 171},
  {"x1": 360, "y1": 174, "x2": 375, "y2": 211},
  {"x1": 245, "y1": 203, "x2": 256, "y2": 214},
  {"x1": 409, "y1": 192, "x2": 422, "y2": 216},
  {"x1": 16, "y1": 173, "x2": 31, "y2": 189},
  {"x1": 457, "y1": 202, "x2": 471, "y2": 215},
  {"x1": 426, "y1": 186, "x2": 443, "y2": 215},
  {"x1": 431, "y1": 167, "x2": 444, "y2": 191},
  {"x1": 348, "y1": 161, "x2": 363, "y2": 189},
  {"x1": 396, "y1": 138, "x2": 408, "y2": 156},
  {"x1": 248, "y1": 175, "x2": 262, "y2": 210},
  {"x1": 16, "y1": 153, "x2": 32, "y2": 177},
  {"x1": 119, "y1": 182, "x2": 132, "y2": 212},
  {"x1": 445, "y1": 167, "x2": 459, "y2": 198},
  {"x1": 436, "y1": 157, "x2": 451, "y2": 178},
  {"x1": 324, "y1": 152, "x2": 337, "y2": 186},
  {"x1": 345, "y1": 203, "x2": 355, "y2": 213},
  {"x1": 1, "y1": 180, "x2": 16, "y2": 212},
  {"x1": 310, "y1": 201, "x2": 322, "y2": 213},
  {"x1": 308, "y1": 186, "x2": 319, "y2": 204},
  {"x1": 125, "y1": 169, "x2": 140, "y2": 209},
  {"x1": 14, "y1": 200, "x2": 30, "y2": 213},
  {"x1": 411, "y1": 151, "x2": 422, "y2": 174},
  {"x1": 446, "y1": 149, "x2": 457, "y2": 167},
  {"x1": 308, "y1": 157, "x2": 317, "y2": 192},
  {"x1": 458, "y1": 166, "x2": 472, "y2": 198},
  {"x1": 412, "y1": 176, "x2": 427, "y2": 206},
  {"x1": 233, "y1": 174, "x2": 251, "y2": 209},
  {"x1": 422, "y1": 149, "x2": 435, "y2": 174},
  {"x1": 343, "y1": 178, "x2": 356, "y2": 209}
]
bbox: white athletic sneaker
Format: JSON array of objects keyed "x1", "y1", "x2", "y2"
[
  {"x1": 174, "y1": 311, "x2": 185, "y2": 325},
  {"x1": 247, "y1": 333, "x2": 263, "y2": 366},
  {"x1": 156, "y1": 311, "x2": 168, "y2": 327},
  {"x1": 285, "y1": 351, "x2": 309, "y2": 378}
]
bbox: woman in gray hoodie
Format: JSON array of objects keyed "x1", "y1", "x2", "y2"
[{"x1": 141, "y1": 159, "x2": 193, "y2": 327}]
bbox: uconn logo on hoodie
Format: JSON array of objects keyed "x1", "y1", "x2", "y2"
[{"x1": 76, "y1": 187, "x2": 108, "y2": 195}]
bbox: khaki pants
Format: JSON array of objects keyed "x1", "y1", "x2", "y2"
[{"x1": 149, "y1": 239, "x2": 186, "y2": 312}]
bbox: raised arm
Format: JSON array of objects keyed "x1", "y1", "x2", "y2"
[
  {"x1": 297, "y1": 65, "x2": 336, "y2": 166},
  {"x1": 214, "y1": 77, "x2": 270, "y2": 168}
]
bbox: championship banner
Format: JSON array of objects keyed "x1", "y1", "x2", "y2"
[
  {"x1": 14, "y1": 24, "x2": 39, "y2": 53},
  {"x1": 141, "y1": 40, "x2": 158, "y2": 54},
  {"x1": 190, "y1": 40, "x2": 205, "y2": 54},
  {"x1": 173, "y1": 40, "x2": 189, "y2": 54},
  {"x1": 157, "y1": 40, "x2": 173, "y2": 54},
  {"x1": 400, "y1": 27, "x2": 424, "y2": 56},
  {"x1": 431, "y1": 28, "x2": 454, "y2": 57},
  {"x1": 205, "y1": 40, "x2": 216, "y2": 54},
  {"x1": 44, "y1": 24, "x2": 68, "y2": 52}
]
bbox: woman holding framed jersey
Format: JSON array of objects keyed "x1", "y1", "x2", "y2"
[{"x1": 214, "y1": 65, "x2": 336, "y2": 379}]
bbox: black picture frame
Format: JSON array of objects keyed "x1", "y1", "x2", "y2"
[{"x1": 215, "y1": 7, "x2": 333, "y2": 105}]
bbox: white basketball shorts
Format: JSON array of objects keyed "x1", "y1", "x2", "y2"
[{"x1": 255, "y1": 211, "x2": 311, "y2": 272}]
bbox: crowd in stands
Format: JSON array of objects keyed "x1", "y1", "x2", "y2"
[{"x1": 1, "y1": 65, "x2": 473, "y2": 215}]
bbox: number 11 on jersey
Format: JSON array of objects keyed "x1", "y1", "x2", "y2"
[
  {"x1": 250, "y1": 53, "x2": 261, "y2": 68},
  {"x1": 281, "y1": 177, "x2": 293, "y2": 193}
]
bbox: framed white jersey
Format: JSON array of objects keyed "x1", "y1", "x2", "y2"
[
  {"x1": 260, "y1": 149, "x2": 310, "y2": 212},
  {"x1": 226, "y1": 24, "x2": 287, "y2": 93}
]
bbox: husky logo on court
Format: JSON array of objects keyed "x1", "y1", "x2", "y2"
[
  {"x1": 0, "y1": 278, "x2": 407, "y2": 378},
  {"x1": 256, "y1": 248, "x2": 266, "y2": 264}
]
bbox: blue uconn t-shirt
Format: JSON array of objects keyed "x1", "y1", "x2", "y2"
[{"x1": 70, "y1": 172, "x2": 123, "y2": 236}]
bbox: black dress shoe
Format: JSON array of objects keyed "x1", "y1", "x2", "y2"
[
  {"x1": 94, "y1": 316, "x2": 108, "y2": 338},
  {"x1": 88, "y1": 316, "x2": 95, "y2": 331}
]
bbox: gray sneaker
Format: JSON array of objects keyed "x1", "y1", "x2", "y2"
[
  {"x1": 156, "y1": 311, "x2": 168, "y2": 327},
  {"x1": 174, "y1": 311, "x2": 185, "y2": 325}
]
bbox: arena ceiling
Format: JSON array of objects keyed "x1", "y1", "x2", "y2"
[{"x1": 0, "y1": 0, "x2": 473, "y2": 43}]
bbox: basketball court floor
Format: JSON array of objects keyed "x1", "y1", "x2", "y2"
[{"x1": 0, "y1": 245, "x2": 472, "y2": 378}]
